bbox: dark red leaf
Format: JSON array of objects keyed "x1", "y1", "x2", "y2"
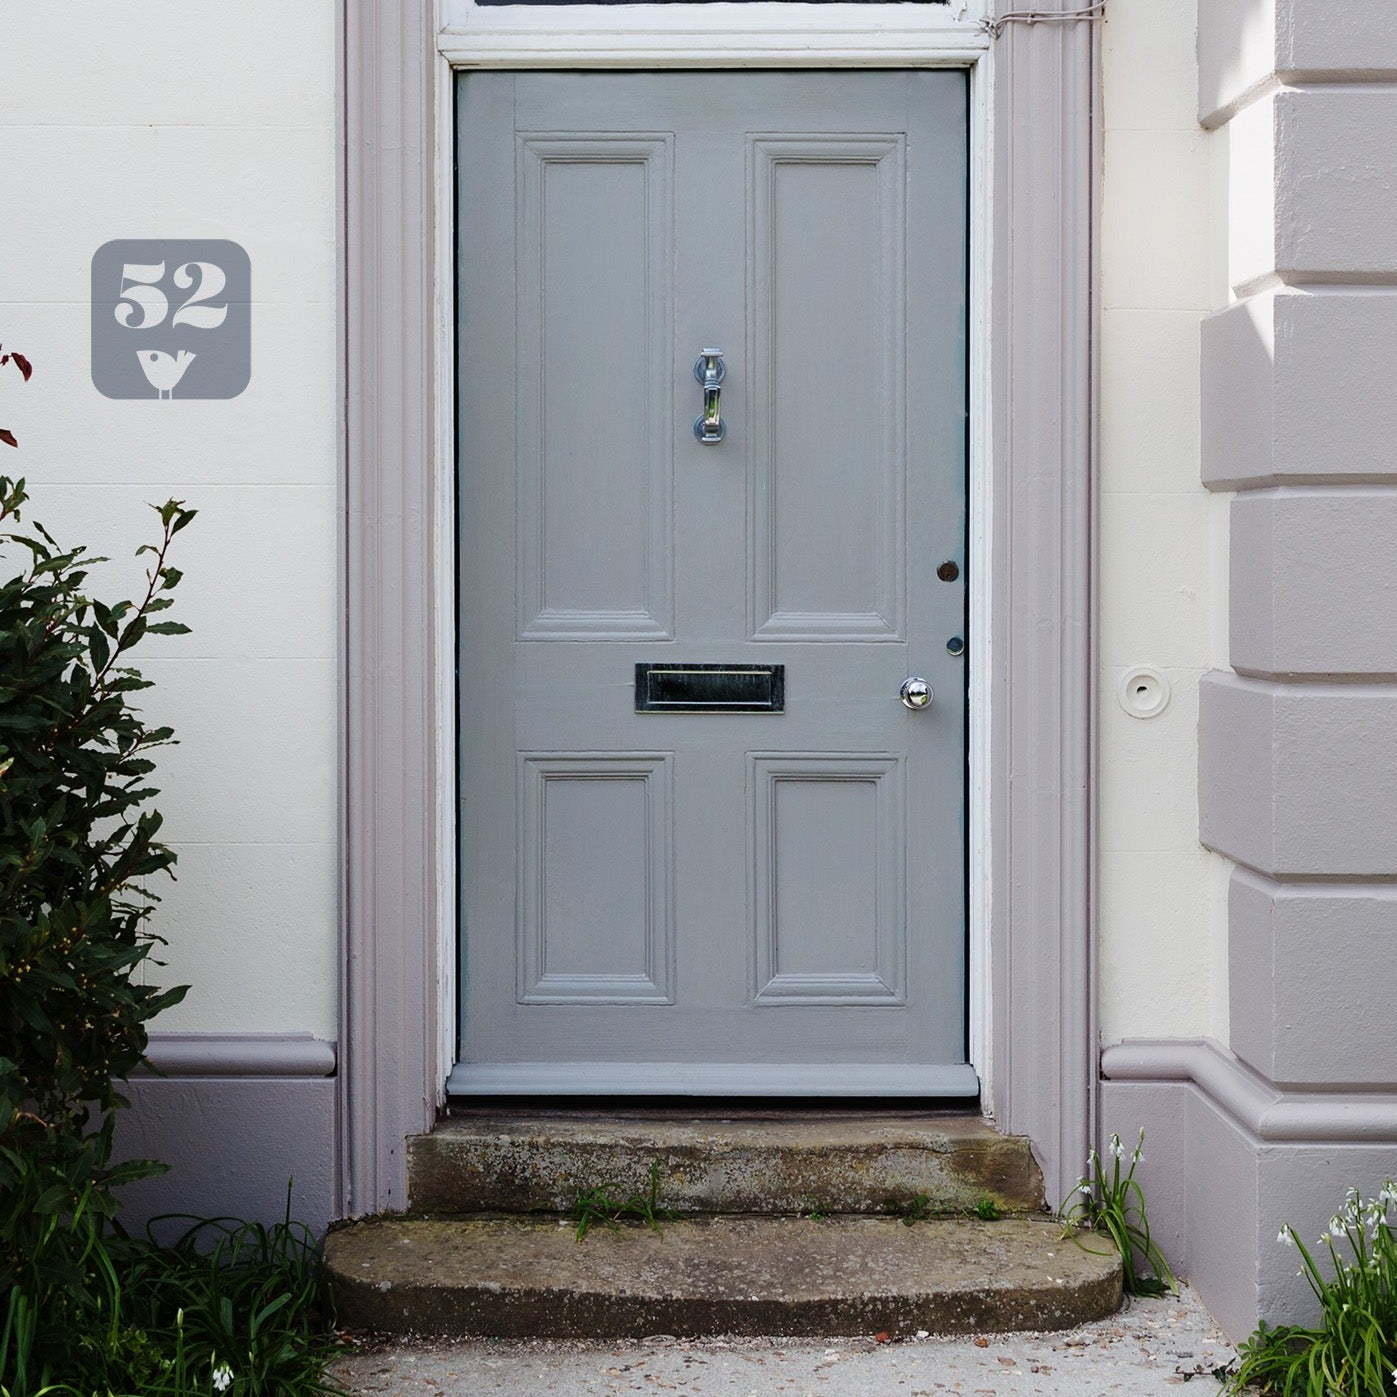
[
  {"x1": 11, "y1": 352, "x2": 32, "y2": 381},
  {"x1": 0, "y1": 428, "x2": 17, "y2": 448}
]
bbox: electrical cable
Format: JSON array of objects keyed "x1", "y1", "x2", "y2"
[{"x1": 983, "y1": 3, "x2": 1106, "y2": 39}]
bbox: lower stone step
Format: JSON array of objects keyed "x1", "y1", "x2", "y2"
[
  {"x1": 409, "y1": 1111, "x2": 1045, "y2": 1216},
  {"x1": 325, "y1": 1215, "x2": 1121, "y2": 1339}
]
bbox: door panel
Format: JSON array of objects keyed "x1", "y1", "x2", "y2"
[
  {"x1": 751, "y1": 755, "x2": 905, "y2": 1005},
  {"x1": 516, "y1": 134, "x2": 674, "y2": 640},
  {"x1": 750, "y1": 135, "x2": 906, "y2": 640},
  {"x1": 454, "y1": 70, "x2": 971, "y2": 1096},
  {"x1": 518, "y1": 753, "x2": 674, "y2": 1005}
]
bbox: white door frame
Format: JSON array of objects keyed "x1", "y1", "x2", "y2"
[{"x1": 342, "y1": 0, "x2": 1097, "y2": 1216}]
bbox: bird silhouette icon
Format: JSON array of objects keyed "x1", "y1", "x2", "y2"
[{"x1": 137, "y1": 349, "x2": 196, "y2": 399}]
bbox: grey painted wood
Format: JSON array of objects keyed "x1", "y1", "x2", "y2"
[
  {"x1": 990, "y1": 6, "x2": 1098, "y2": 1207},
  {"x1": 456, "y1": 71, "x2": 969, "y2": 1094},
  {"x1": 343, "y1": 0, "x2": 440, "y2": 1215}
]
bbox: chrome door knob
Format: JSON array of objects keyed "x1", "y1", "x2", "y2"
[{"x1": 900, "y1": 677, "x2": 933, "y2": 710}]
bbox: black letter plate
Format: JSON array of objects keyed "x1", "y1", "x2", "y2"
[{"x1": 635, "y1": 663, "x2": 784, "y2": 714}]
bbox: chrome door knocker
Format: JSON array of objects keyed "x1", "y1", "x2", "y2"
[{"x1": 693, "y1": 348, "x2": 726, "y2": 443}]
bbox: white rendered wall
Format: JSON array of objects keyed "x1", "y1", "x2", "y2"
[
  {"x1": 0, "y1": 5, "x2": 339, "y2": 1041},
  {"x1": 1097, "y1": 0, "x2": 1230, "y2": 1044}
]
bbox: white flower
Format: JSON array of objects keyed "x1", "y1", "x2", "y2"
[
  {"x1": 1278, "y1": 1226, "x2": 1294, "y2": 1246},
  {"x1": 212, "y1": 1361, "x2": 234, "y2": 1393},
  {"x1": 1108, "y1": 1134, "x2": 1125, "y2": 1160}
]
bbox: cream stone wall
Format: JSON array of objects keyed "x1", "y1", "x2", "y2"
[
  {"x1": 1097, "y1": 0, "x2": 1230, "y2": 1044},
  {"x1": 0, "y1": 4, "x2": 340, "y2": 1041}
]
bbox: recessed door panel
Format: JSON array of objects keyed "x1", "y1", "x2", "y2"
[
  {"x1": 516, "y1": 136, "x2": 674, "y2": 640},
  {"x1": 752, "y1": 755, "x2": 905, "y2": 1005},
  {"x1": 749, "y1": 137, "x2": 906, "y2": 642},
  {"x1": 456, "y1": 70, "x2": 970, "y2": 1097},
  {"x1": 518, "y1": 754, "x2": 674, "y2": 1004}
]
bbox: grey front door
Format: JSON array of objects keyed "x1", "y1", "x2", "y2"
[{"x1": 452, "y1": 70, "x2": 971, "y2": 1097}]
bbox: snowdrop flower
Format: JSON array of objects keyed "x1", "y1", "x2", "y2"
[
  {"x1": 1108, "y1": 1134, "x2": 1125, "y2": 1161},
  {"x1": 212, "y1": 1360, "x2": 234, "y2": 1393},
  {"x1": 1278, "y1": 1225, "x2": 1295, "y2": 1246},
  {"x1": 1329, "y1": 1216, "x2": 1346, "y2": 1239}
]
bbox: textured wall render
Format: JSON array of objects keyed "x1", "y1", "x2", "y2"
[
  {"x1": 1200, "y1": 674, "x2": 1397, "y2": 877},
  {"x1": 1097, "y1": 0, "x2": 1223, "y2": 1047},
  {"x1": 1103, "y1": 1042, "x2": 1397, "y2": 1338},
  {"x1": 0, "y1": 6, "x2": 341, "y2": 1042},
  {"x1": 1229, "y1": 872, "x2": 1397, "y2": 1087},
  {"x1": 1229, "y1": 488, "x2": 1397, "y2": 674},
  {"x1": 0, "y1": 6, "x2": 341, "y2": 1229},
  {"x1": 1182, "y1": 0, "x2": 1397, "y2": 1332},
  {"x1": 1203, "y1": 293, "x2": 1397, "y2": 489},
  {"x1": 1200, "y1": 0, "x2": 1397, "y2": 127}
]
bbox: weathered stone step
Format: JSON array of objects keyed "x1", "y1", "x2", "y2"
[
  {"x1": 326, "y1": 1215, "x2": 1121, "y2": 1339},
  {"x1": 408, "y1": 1111, "x2": 1045, "y2": 1217}
]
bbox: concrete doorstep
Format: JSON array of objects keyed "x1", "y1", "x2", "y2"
[
  {"x1": 325, "y1": 1214, "x2": 1122, "y2": 1340},
  {"x1": 331, "y1": 1284, "x2": 1233, "y2": 1397}
]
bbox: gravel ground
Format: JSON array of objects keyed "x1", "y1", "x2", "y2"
[{"x1": 333, "y1": 1284, "x2": 1235, "y2": 1397}]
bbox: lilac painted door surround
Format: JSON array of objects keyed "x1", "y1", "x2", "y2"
[{"x1": 340, "y1": 0, "x2": 1098, "y2": 1224}]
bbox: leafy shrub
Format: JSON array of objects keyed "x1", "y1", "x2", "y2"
[
  {"x1": 0, "y1": 476, "x2": 196, "y2": 1393},
  {"x1": 1227, "y1": 1183, "x2": 1397, "y2": 1397},
  {"x1": 0, "y1": 481, "x2": 345, "y2": 1396}
]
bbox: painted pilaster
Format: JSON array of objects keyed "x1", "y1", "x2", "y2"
[
  {"x1": 1124, "y1": 0, "x2": 1397, "y2": 1336},
  {"x1": 989, "y1": 0, "x2": 1098, "y2": 1210},
  {"x1": 343, "y1": 0, "x2": 442, "y2": 1215},
  {"x1": 1199, "y1": 16, "x2": 1397, "y2": 1090}
]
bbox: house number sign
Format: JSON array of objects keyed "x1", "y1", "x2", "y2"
[{"x1": 91, "y1": 240, "x2": 251, "y2": 400}]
